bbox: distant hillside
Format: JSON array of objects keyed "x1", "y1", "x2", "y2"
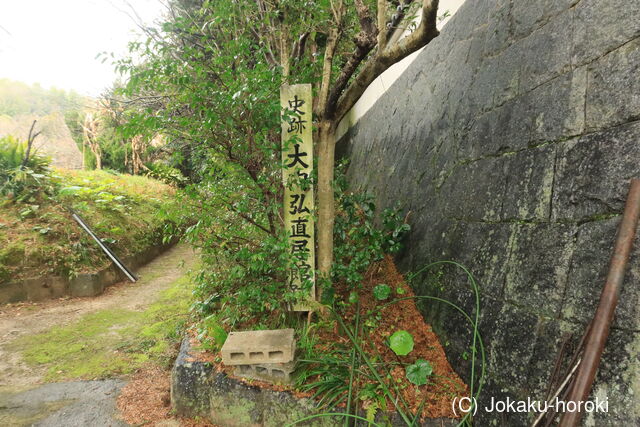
[
  {"x1": 0, "y1": 113, "x2": 83, "y2": 169},
  {"x1": 0, "y1": 80, "x2": 85, "y2": 169},
  {"x1": 0, "y1": 79, "x2": 84, "y2": 116}
]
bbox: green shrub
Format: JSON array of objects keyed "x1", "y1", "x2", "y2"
[{"x1": 0, "y1": 135, "x2": 53, "y2": 199}]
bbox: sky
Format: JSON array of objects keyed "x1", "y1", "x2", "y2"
[
  {"x1": 0, "y1": 0, "x2": 466, "y2": 99},
  {"x1": 0, "y1": 0, "x2": 165, "y2": 97}
]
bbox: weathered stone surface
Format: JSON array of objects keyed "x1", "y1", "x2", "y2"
[
  {"x1": 529, "y1": 67, "x2": 586, "y2": 143},
  {"x1": 573, "y1": 0, "x2": 640, "y2": 67},
  {"x1": 221, "y1": 329, "x2": 295, "y2": 365},
  {"x1": 501, "y1": 145, "x2": 555, "y2": 221},
  {"x1": 483, "y1": 0, "x2": 511, "y2": 56},
  {"x1": 586, "y1": 328, "x2": 640, "y2": 426},
  {"x1": 69, "y1": 274, "x2": 103, "y2": 297},
  {"x1": 519, "y1": 9, "x2": 573, "y2": 92},
  {"x1": 562, "y1": 218, "x2": 640, "y2": 330},
  {"x1": 23, "y1": 277, "x2": 54, "y2": 301},
  {"x1": 171, "y1": 338, "x2": 214, "y2": 419},
  {"x1": 439, "y1": 156, "x2": 507, "y2": 221},
  {"x1": 339, "y1": 0, "x2": 640, "y2": 424},
  {"x1": 504, "y1": 223, "x2": 577, "y2": 317},
  {"x1": 0, "y1": 282, "x2": 26, "y2": 304},
  {"x1": 552, "y1": 121, "x2": 640, "y2": 221},
  {"x1": 586, "y1": 38, "x2": 640, "y2": 131}
]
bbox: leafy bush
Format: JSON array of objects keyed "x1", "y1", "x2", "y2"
[
  {"x1": 145, "y1": 161, "x2": 187, "y2": 187},
  {"x1": 0, "y1": 135, "x2": 53, "y2": 199},
  {"x1": 329, "y1": 163, "x2": 410, "y2": 297}
]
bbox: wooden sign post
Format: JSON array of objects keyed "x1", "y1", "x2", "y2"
[{"x1": 280, "y1": 83, "x2": 315, "y2": 311}]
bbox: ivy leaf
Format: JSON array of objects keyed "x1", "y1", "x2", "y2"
[
  {"x1": 348, "y1": 291, "x2": 359, "y2": 304},
  {"x1": 406, "y1": 359, "x2": 433, "y2": 385},
  {"x1": 373, "y1": 284, "x2": 391, "y2": 301},
  {"x1": 389, "y1": 330, "x2": 414, "y2": 356}
]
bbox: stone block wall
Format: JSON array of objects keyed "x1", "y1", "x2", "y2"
[{"x1": 340, "y1": 0, "x2": 640, "y2": 425}]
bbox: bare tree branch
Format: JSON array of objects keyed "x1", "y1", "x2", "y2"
[
  {"x1": 21, "y1": 120, "x2": 41, "y2": 169},
  {"x1": 324, "y1": 0, "x2": 378, "y2": 118},
  {"x1": 333, "y1": 0, "x2": 439, "y2": 125}
]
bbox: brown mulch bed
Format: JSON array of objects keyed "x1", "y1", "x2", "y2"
[
  {"x1": 336, "y1": 255, "x2": 468, "y2": 419},
  {"x1": 117, "y1": 364, "x2": 216, "y2": 426}
]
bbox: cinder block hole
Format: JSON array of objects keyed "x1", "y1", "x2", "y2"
[
  {"x1": 238, "y1": 365, "x2": 251, "y2": 373},
  {"x1": 268, "y1": 351, "x2": 283, "y2": 359},
  {"x1": 256, "y1": 367, "x2": 267, "y2": 374},
  {"x1": 272, "y1": 370, "x2": 284, "y2": 378},
  {"x1": 250, "y1": 352, "x2": 264, "y2": 359},
  {"x1": 230, "y1": 352, "x2": 244, "y2": 360}
]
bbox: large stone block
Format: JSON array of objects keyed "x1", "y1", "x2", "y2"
[
  {"x1": 48, "y1": 276, "x2": 68, "y2": 298},
  {"x1": 23, "y1": 277, "x2": 53, "y2": 301},
  {"x1": 586, "y1": 328, "x2": 640, "y2": 426},
  {"x1": 510, "y1": 0, "x2": 577, "y2": 40},
  {"x1": 483, "y1": 0, "x2": 511, "y2": 56},
  {"x1": 503, "y1": 223, "x2": 577, "y2": 317},
  {"x1": 501, "y1": 145, "x2": 556, "y2": 221},
  {"x1": 573, "y1": 0, "x2": 640, "y2": 66},
  {"x1": 468, "y1": 41, "x2": 522, "y2": 112},
  {"x1": 446, "y1": 221, "x2": 512, "y2": 297},
  {"x1": 586, "y1": 38, "x2": 640, "y2": 131},
  {"x1": 439, "y1": 156, "x2": 507, "y2": 221},
  {"x1": 69, "y1": 274, "x2": 103, "y2": 297},
  {"x1": 459, "y1": 94, "x2": 533, "y2": 160},
  {"x1": 0, "y1": 281, "x2": 26, "y2": 304},
  {"x1": 529, "y1": 67, "x2": 586, "y2": 143},
  {"x1": 561, "y1": 218, "x2": 640, "y2": 330},
  {"x1": 552, "y1": 121, "x2": 640, "y2": 221},
  {"x1": 171, "y1": 339, "x2": 215, "y2": 419},
  {"x1": 221, "y1": 329, "x2": 295, "y2": 366},
  {"x1": 519, "y1": 9, "x2": 573, "y2": 92},
  {"x1": 486, "y1": 304, "x2": 540, "y2": 396}
]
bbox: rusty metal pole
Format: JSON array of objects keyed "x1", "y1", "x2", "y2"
[{"x1": 560, "y1": 179, "x2": 640, "y2": 427}]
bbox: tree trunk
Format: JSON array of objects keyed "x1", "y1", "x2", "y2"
[
  {"x1": 94, "y1": 150, "x2": 102, "y2": 170},
  {"x1": 317, "y1": 120, "x2": 336, "y2": 297}
]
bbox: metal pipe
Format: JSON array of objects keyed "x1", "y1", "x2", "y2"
[
  {"x1": 71, "y1": 210, "x2": 138, "y2": 283},
  {"x1": 560, "y1": 179, "x2": 640, "y2": 426}
]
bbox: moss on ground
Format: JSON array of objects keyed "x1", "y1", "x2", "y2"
[{"x1": 10, "y1": 274, "x2": 194, "y2": 381}]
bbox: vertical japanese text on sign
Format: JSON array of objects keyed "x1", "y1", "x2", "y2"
[{"x1": 280, "y1": 84, "x2": 315, "y2": 311}]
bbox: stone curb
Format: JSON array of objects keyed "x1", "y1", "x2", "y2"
[
  {"x1": 0, "y1": 240, "x2": 177, "y2": 304},
  {"x1": 172, "y1": 337, "x2": 459, "y2": 426}
]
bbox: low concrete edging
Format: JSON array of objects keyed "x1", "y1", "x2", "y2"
[
  {"x1": 0, "y1": 241, "x2": 175, "y2": 304},
  {"x1": 171, "y1": 338, "x2": 459, "y2": 427}
]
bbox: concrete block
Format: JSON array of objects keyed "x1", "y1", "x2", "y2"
[
  {"x1": 221, "y1": 329, "x2": 295, "y2": 365},
  {"x1": 233, "y1": 361, "x2": 296, "y2": 385}
]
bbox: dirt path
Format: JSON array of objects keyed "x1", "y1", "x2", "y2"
[
  {"x1": 0, "y1": 243, "x2": 197, "y2": 426},
  {"x1": 0, "y1": 243, "x2": 196, "y2": 387}
]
